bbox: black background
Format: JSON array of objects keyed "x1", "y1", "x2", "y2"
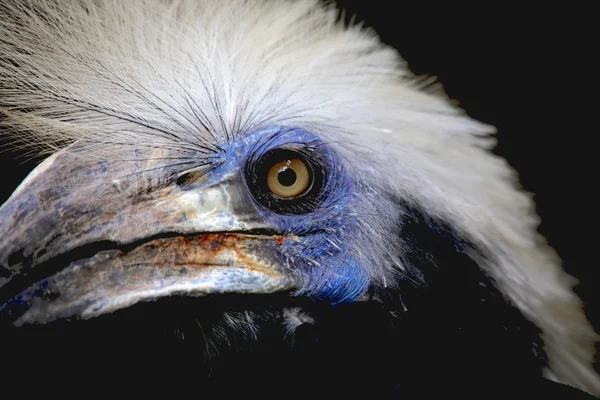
[{"x1": 0, "y1": 2, "x2": 596, "y2": 332}]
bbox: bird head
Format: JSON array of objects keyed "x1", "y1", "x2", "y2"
[
  {"x1": 0, "y1": 0, "x2": 598, "y2": 396},
  {"x1": 1, "y1": 123, "x2": 394, "y2": 321}
]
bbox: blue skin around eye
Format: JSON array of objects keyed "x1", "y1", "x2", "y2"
[{"x1": 210, "y1": 126, "x2": 368, "y2": 304}]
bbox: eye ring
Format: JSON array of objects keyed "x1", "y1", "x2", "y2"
[{"x1": 245, "y1": 148, "x2": 325, "y2": 215}]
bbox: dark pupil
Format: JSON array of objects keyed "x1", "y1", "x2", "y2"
[{"x1": 278, "y1": 167, "x2": 297, "y2": 187}]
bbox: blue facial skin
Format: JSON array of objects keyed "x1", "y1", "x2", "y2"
[{"x1": 205, "y1": 126, "x2": 369, "y2": 304}]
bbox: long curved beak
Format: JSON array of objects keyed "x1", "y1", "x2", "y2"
[{"x1": 0, "y1": 147, "x2": 295, "y2": 325}]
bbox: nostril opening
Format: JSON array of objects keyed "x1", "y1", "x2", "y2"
[
  {"x1": 175, "y1": 169, "x2": 209, "y2": 187},
  {"x1": 175, "y1": 173, "x2": 190, "y2": 187}
]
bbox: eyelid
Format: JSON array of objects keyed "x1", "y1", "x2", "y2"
[{"x1": 244, "y1": 147, "x2": 326, "y2": 215}]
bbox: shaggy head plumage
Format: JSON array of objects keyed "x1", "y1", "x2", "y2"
[{"x1": 0, "y1": 0, "x2": 597, "y2": 396}]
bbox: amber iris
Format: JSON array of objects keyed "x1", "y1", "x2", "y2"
[{"x1": 266, "y1": 158, "x2": 310, "y2": 198}]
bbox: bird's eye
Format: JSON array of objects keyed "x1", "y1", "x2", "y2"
[
  {"x1": 245, "y1": 148, "x2": 325, "y2": 214},
  {"x1": 267, "y1": 158, "x2": 310, "y2": 198}
]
